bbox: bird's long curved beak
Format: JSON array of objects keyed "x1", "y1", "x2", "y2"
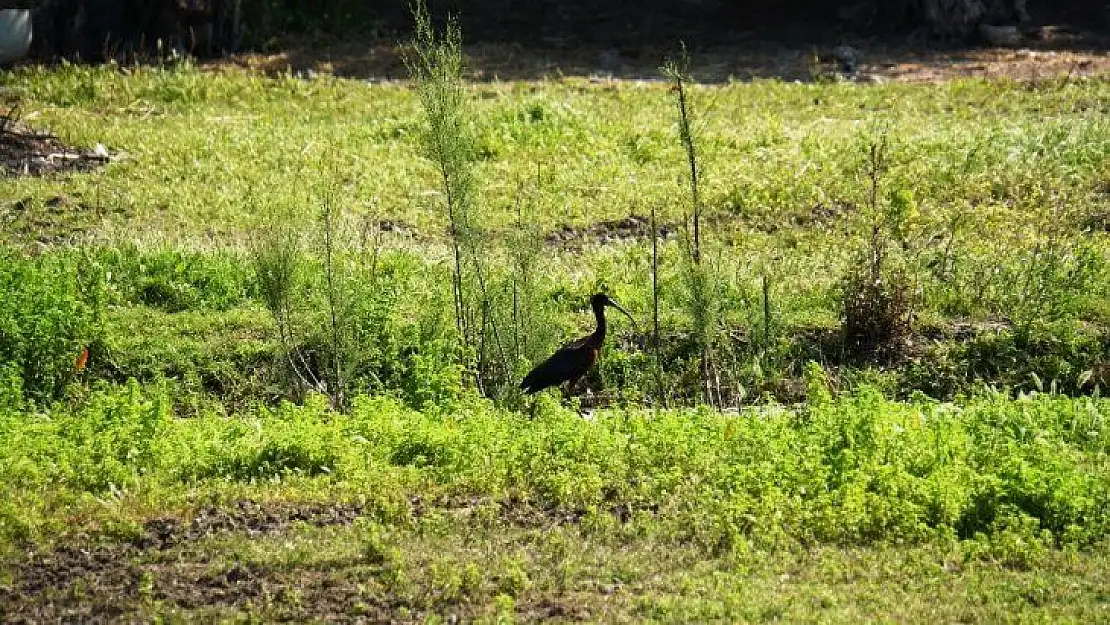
[{"x1": 606, "y1": 299, "x2": 638, "y2": 329}]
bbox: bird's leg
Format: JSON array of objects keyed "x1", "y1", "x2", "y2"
[{"x1": 560, "y1": 376, "x2": 583, "y2": 405}]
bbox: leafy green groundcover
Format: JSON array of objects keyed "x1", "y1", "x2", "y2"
[{"x1": 2, "y1": 384, "x2": 1106, "y2": 558}]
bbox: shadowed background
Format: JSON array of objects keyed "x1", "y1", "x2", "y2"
[{"x1": 19, "y1": 0, "x2": 1110, "y2": 64}]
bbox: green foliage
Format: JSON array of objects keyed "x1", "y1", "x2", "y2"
[
  {"x1": 250, "y1": 202, "x2": 465, "y2": 409},
  {"x1": 664, "y1": 50, "x2": 726, "y2": 406},
  {"x1": 403, "y1": 3, "x2": 529, "y2": 398},
  {"x1": 1003, "y1": 230, "x2": 1103, "y2": 341},
  {"x1": 0, "y1": 248, "x2": 103, "y2": 403},
  {"x1": 0, "y1": 363, "x2": 24, "y2": 412},
  {"x1": 251, "y1": 205, "x2": 309, "y2": 397},
  {"x1": 171, "y1": 393, "x2": 347, "y2": 482},
  {"x1": 0, "y1": 57, "x2": 1106, "y2": 434},
  {"x1": 99, "y1": 246, "x2": 253, "y2": 312},
  {"x1": 840, "y1": 133, "x2": 915, "y2": 358},
  {"x1": 902, "y1": 323, "x2": 1109, "y2": 398},
  {"x1": 2, "y1": 386, "x2": 1107, "y2": 554},
  {"x1": 0, "y1": 381, "x2": 169, "y2": 493}
]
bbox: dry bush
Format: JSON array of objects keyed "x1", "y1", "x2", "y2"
[{"x1": 842, "y1": 269, "x2": 912, "y2": 359}]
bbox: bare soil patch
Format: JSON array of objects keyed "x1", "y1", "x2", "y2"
[
  {"x1": 545, "y1": 214, "x2": 677, "y2": 249},
  {"x1": 0, "y1": 113, "x2": 112, "y2": 177},
  {"x1": 211, "y1": 36, "x2": 1110, "y2": 84},
  {"x1": 0, "y1": 544, "x2": 387, "y2": 623},
  {"x1": 0, "y1": 497, "x2": 599, "y2": 622},
  {"x1": 134, "y1": 499, "x2": 367, "y2": 550},
  {"x1": 0, "y1": 499, "x2": 371, "y2": 622}
]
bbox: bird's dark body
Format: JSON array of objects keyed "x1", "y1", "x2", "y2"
[
  {"x1": 520, "y1": 293, "x2": 632, "y2": 396},
  {"x1": 519, "y1": 336, "x2": 600, "y2": 394}
]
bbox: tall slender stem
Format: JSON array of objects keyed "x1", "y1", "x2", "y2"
[
  {"x1": 651, "y1": 203, "x2": 665, "y2": 407},
  {"x1": 674, "y1": 71, "x2": 701, "y2": 266},
  {"x1": 322, "y1": 193, "x2": 345, "y2": 410},
  {"x1": 761, "y1": 273, "x2": 772, "y2": 346}
]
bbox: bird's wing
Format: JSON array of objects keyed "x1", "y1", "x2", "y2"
[
  {"x1": 561, "y1": 335, "x2": 591, "y2": 350},
  {"x1": 520, "y1": 341, "x2": 593, "y2": 393}
]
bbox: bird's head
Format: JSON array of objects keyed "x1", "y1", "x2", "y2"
[{"x1": 591, "y1": 292, "x2": 635, "y2": 324}]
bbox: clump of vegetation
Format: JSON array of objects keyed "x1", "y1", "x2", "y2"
[
  {"x1": 97, "y1": 246, "x2": 253, "y2": 312},
  {"x1": 664, "y1": 49, "x2": 725, "y2": 406},
  {"x1": 249, "y1": 189, "x2": 466, "y2": 410},
  {"x1": 841, "y1": 133, "x2": 915, "y2": 360},
  {"x1": 1001, "y1": 190, "x2": 1104, "y2": 344},
  {"x1": 408, "y1": 2, "x2": 515, "y2": 398},
  {"x1": 2, "y1": 384, "x2": 1108, "y2": 551},
  {"x1": 251, "y1": 202, "x2": 313, "y2": 400},
  {"x1": 0, "y1": 248, "x2": 104, "y2": 405}
]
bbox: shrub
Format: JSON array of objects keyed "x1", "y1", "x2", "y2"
[
  {"x1": 0, "y1": 248, "x2": 104, "y2": 403},
  {"x1": 841, "y1": 268, "x2": 912, "y2": 358},
  {"x1": 840, "y1": 134, "x2": 915, "y2": 360},
  {"x1": 1, "y1": 385, "x2": 1108, "y2": 552},
  {"x1": 99, "y1": 246, "x2": 253, "y2": 312},
  {"x1": 0, "y1": 381, "x2": 169, "y2": 493}
]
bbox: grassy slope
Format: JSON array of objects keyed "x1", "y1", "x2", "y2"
[
  {"x1": 3, "y1": 64, "x2": 1108, "y2": 404},
  {"x1": 2, "y1": 64, "x2": 1110, "y2": 620},
  {"x1": 3, "y1": 64, "x2": 1108, "y2": 239}
]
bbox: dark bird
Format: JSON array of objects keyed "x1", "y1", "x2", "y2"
[{"x1": 520, "y1": 293, "x2": 635, "y2": 395}]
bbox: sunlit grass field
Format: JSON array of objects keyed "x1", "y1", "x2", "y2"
[
  {"x1": 1, "y1": 60, "x2": 1108, "y2": 621},
  {"x1": 5, "y1": 62, "x2": 1108, "y2": 238}
]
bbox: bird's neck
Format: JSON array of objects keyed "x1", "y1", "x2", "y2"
[{"x1": 591, "y1": 301, "x2": 607, "y2": 342}]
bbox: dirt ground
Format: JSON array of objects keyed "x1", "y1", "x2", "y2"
[
  {"x1": 0, "y1": 115, "x2": 112, "y2": 177},
  {"x1": 213, "y1": 27, "x2": 1110, "y2": 84},
  {"x1": 0, "y1": 496, "x2": 598, "y2": 622},
  {"x1": 0, "y1": 500, "x2": 374, "y2": 622}
]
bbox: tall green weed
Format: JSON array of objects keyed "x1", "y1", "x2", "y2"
[{"x1": 0, "y1": 248, "x2": 104, "y2": 404}]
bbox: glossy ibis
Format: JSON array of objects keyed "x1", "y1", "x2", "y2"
[{"x1": 520, "y1": 293, "x2": 634, "y2": 395}]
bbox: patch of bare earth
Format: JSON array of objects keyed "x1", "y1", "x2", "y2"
[
  {"x1": 0, "y1": 500, "x2": 374, "y2": 623},
  {"x1": 209, "y1": 34, "x2": 1110, "y2": 84},
  {"x1": 0, "y1": 110, "x2": 121, "y2": 246},
  {"x1": 0, "y1": 112, "x2": 112, "y2": 177},
  {"x1": 0, "y1": 497, "x2": 610, "y2": 622},
  {"x1": 545, "y1": 214, "x2": 677, "y2": 249}
]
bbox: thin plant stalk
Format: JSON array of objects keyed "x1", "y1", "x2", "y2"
[
  {"x1": 468, "y1": 247, "x2": 509, "y2": 390},
  {"x1": 761, "y1": 273, "x2": 772, "y2": 346},
  {"x1": 674, "y1": 68, "x2": 701, "y2": 266},
  {"x1": 666, "y1": 46, "x2": 717, "y2": 406},
  {"x1": 651, "y1": 203, "x2": 665, "y2": 407},
  {"x1": 321, "y1": 193, "x2": 345, "y2": 410},
  {"x1": 405, "y1": 0, "x2": 472, "y2": 350}
]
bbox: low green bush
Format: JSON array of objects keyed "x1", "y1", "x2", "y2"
[
  {"x1": 0, "y1": 248, "x2": 104, "y2": 404},
  {"x1": 98, "y1": 246, "x2": 254, "y2": 312},
  {"x1": 2, "y1": 383, "x2": 1106, "y2": 553}
]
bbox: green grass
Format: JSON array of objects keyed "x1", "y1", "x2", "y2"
[
  {"x1": 4, "y1": 64, "x2": 1108, "y2": 310},
  {"x1": 19, "y1": 518, "x2": 1110, "y2": 622},
  {"x1": 1, "y1": 387, "x2": 1108, "y2": 620},
  {"x1": 3, "y1": 64, "x2": 1107, "y2": 237},
  {"x1": 1, "y1": 61, "x2": 1109, "y2": 620},
  {"x1": 8, "y1": 386, "x2": 1110, "y2": 548}
]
